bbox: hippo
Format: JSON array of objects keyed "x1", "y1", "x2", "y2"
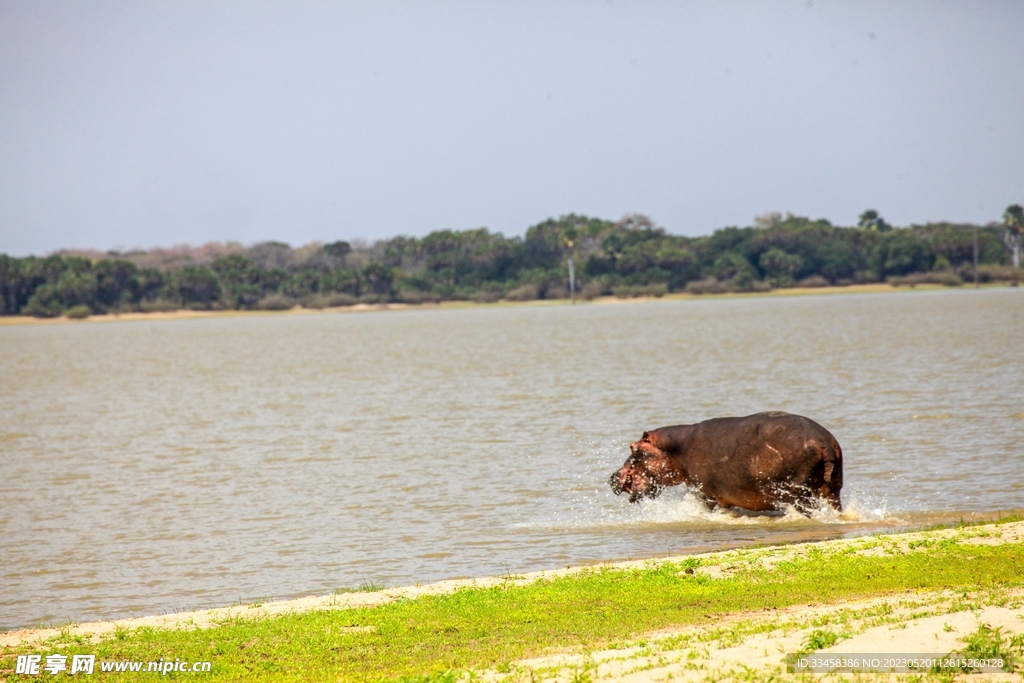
[{"x1": 609, "y1": 412, "x2": 842, "y2": 514}]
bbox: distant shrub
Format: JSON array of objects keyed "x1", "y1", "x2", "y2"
[
  {"x1": 749, "y1": 279, "x2": 773, "y2": 292},
  {"x1": 611, "y1": 284, "x2": 668, "y2": 298},
  {"x1": 23, "y1": 300, "x2": 61, "y2": 318},
  {"x1": 978, "y1": 265, "x2": 1023, "y2": 284},
  {"x1": 64, "y1": 305, "x2": 92, "y2": 319},
  {"x1": 299, "y1": 294, "x2": 328, "y2": 309},
  {"x1": 955, "y1": 264, "x2": 977, "y2": 282},
  {"x1": 504, "y1": 284, "x2": 539, "y2": 302},
  {"x1": 470, "y1": 291, "x2": 501, "y2": 304},
  {"x1": 324, "y1": 293, "x2": 358, "y2": 307},
  {"x1": 542, "y1": 286, "x2": 571, "y2": 300},
  {"x1": 732, "y1": 271, "x2": 767, "y2": 292},
  {"x1": 104, "y1": 302, "x2": 136, "y2": 314},
  {"x1": 888, "y1": 271, "x2": 964, "y2": 287},
  {"x1": 797, "y1": 275, "x2": 831, "y2": 288},
  {"x1": 396, "y1": 290, "x2": 442, "y2": 304},
  {"x1": 685, "y1": 278, "x2": 730, "y2": 295},
  {"x1": 257, "y1": 294, "x2": 296, "y2": 310},
  {"x1": 951, "y1": 265, "x2": 1023, "y2": 285},
  {"x1": 580, "y1": 281, "x2": 605, "y2": 300},
  {"x1": 928, "y1": 271, "x2": 964, "y2": 286},
  {"x1": 299, "y1": 290, "x2": 358, "y2": 307},
  {"x1": 767, "y1": 275, "x2": 796, "y2": 288},
  {"x1": 137, "y1": 300, "x2": 180, "y2": 313}
]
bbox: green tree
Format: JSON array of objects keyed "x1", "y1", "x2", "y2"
[
  {"x1": 22, "y1": 284, "x2": 64, "y2": 317},
  {"x1": 873, "y1": 230, "x2": 931, "y2": 277},
  {"x1": 0, "y1": 255, "x2": 24, "y2": 314},
  {"x1": 362, "y1": 263, "x2": 395, "y2": 296},
  {"x1": 134, "y1": 268, "x2": 166, "y2": 302},
  {"x1": 324, "y1": 240, "x2": 352, "y2": 259},
  {"x1": 321, "y1": 268, "x2": 361, "y2": 296},
  {"x1": 759, "y1": 247, "x2": 804, "y2": 286},
  {"x1": 282, "y1": 271, "x2": 322, "y2": 298},
  {"x1": 21, "y1": 256, "x2": 99, "y2": 314},
  {"x1": 171, "y1": 266, "x2": 221, "y2": 307},
  {"x1": 94, "y1": 260, "x2": 138, "y2": 310},
  {"x1": 3, "y1": 256, "x2": 66, "y2": 314},
  {"x1": 260, "y1": 267, "x2": 289, "y2": 296},
  {"x1": 858, "y1": 209, "x2": 892, "y2": 232},
  {"x1": 517, "y1": 217, "x2": 579, "y2": 296},
  {"x1": 522, "y1": 214, "x2": 610, "y2": 275},
  {"x1": 418, "y1": 230, "x2": 463, "y2": 287},
  {"x1": 653, "y1": 243, "x2": 698, "y2": 289},
  {"x1": 212, "y1": 254, "x2": 262, "y2": 308},
  {"x1": 53, "y1": 269, "x2": 98, "y2": 310},
  {"x1": 711, "y1": 252, "x2": 755, "y2": 281}
]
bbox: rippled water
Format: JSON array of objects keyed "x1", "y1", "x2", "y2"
[{"x1": 2, "y1": 288, "x2": 1023, "y2": 630}]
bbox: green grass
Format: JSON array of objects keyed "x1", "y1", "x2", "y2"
[
  {"x1": 797, "y1": 628, "x2": 844, "y2": 655},
  {"x1": 4, "y1": 527, "x2": 1023, "y2": 682},
  {"x1": 945, "y1": 623, "x2": 1024, "y2": 673}
]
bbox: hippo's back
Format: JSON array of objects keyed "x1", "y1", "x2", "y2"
[
  {"x1": 684, "y1": 412, "x2": 843, "y2": 511},
  {"x1": 693, "y1": 412, "x2": 835, "y2": 447}
]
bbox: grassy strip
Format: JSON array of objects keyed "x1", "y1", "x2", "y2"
[{"x1": 4, "y1": 531, "x2": 1023, "y2": 681}]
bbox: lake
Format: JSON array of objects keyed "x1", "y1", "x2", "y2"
[{"x1": 2, "y1": 288, "x2": 1022, "y2": 630}]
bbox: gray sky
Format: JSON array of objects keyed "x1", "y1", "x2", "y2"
[{"x1": 2, "y1": 1, "x2": 1022, "y2": 256}]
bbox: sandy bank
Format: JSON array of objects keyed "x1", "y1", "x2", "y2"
[
  {"x1": 5, "y1": 520, "x2": 1022, "y2": 658},
  {"x1": 484, "y1": 521, "x2": 1024, "y2": 682},
  {"x1": 492, "y1": 590, "x2": 1024, "y2": 682},
  {"x1": 0, "y1": 282, "x2": 1007, "y2": 327}
]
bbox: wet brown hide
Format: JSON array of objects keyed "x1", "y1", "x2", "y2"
[{"x1": 609, "y1": 412, "x2": 843, "y2": 513}]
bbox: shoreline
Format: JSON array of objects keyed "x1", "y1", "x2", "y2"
[
  {"x1": 0, "y1": 281, "x2": 1013, "y2": 327},
  {"x1": 5, "y1": 518, "x2": 1022, "y2": 649},
  {"x1": 4, "y1": 519, "x2": 1022, "y2": 680}
]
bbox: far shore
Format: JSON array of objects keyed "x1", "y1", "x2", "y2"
[{"x1": 1, "y1": 281, "x2": 1015, "y2": 327}]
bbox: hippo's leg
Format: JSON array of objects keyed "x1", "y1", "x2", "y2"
[
  {"x1": 793, "y1": 497, "x2": 817, "y2": 517},
  {"x1": 822, "y1": 490, "x2": 842, "y2": 512},
  {"x1": 793, "y1": 492, "x2": 841, "y2": 516},
  {"x1": 690, "y1": 490, "x2": 720, "y2": 511}
]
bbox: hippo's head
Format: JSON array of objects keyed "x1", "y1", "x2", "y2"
[{"x1": 609, "y1": 431, "x2": 680, "y2": 503}]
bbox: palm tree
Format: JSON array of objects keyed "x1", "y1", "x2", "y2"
[
  {"x1": 559, "y1": 224, "x2": 578, "y2": 303},
  {"x1": 858, "y1": 209, "x2": 892, "y2": 232},
  {"x1": 1003, "y1": 204, "x2": 1024, "y2": 268}
]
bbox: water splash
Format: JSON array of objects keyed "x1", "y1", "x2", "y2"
[
  {"x1": 607, "y1": 488, "x2": 896, "y2": 528},
  {"x1": 525, "y1": 459, "x2": 903, "y2": 532}
]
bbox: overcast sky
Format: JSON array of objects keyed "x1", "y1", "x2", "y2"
[{"x1": 2, "y1": 1, "x2": 1023, "y2": 256}]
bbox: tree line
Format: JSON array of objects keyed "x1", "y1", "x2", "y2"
[{"x1": 2, "y1": 207, "x2": 1022, "y2": 318}]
